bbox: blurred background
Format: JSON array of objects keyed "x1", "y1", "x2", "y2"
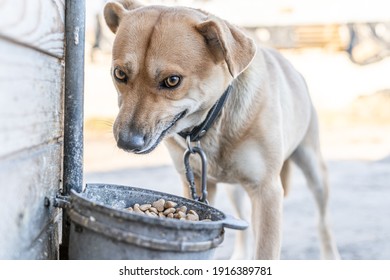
[{"x1": 83, "y1": 0, "x2": 390, "y2": 259}]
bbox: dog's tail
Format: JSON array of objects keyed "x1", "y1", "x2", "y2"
[{"x1": 281, "y1": 159, "x2": 292, "y2": 197}]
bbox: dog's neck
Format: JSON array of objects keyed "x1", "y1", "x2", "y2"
[
  {"x1": 174, "y1": 50, "x2": 266, "y2": 151},
  {"x1": 178, "y1": 84, "x2": 233, "y2": 142},
  {"x1": 221, "y1": 52, "x2": 266, "y2": 140}
]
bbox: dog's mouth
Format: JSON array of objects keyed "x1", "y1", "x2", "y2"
[{"x1": 134, "y1": 110, "x2": 187, "y2": 154}]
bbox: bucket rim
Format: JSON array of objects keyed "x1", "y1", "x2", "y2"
[{"x1": 69, "y1": 183, "x2": 241, "y2": 230}]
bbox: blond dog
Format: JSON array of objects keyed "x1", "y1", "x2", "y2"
[{"x1": 103, "y1": 0, "x2": 340, "y2": 259}]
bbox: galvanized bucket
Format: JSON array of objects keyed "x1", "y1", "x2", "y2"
[{"x1": 68, "y1": 183, "x2": 247, "y2": 260}]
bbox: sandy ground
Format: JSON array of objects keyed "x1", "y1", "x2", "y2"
[{"x1": 83, "y1": 45, "x2": 390, "y2": 259}]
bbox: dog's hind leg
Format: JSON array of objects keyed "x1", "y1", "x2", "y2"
[{"x1": 291, "y1": 111, "x2": 340, "y2": 259}]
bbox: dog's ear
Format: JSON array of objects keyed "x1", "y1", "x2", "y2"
[
  {"x1": 196, "y1": 16, "x2": 257, "y2": 78},
  {"x1": 104, "y1": 0, "x2": 143, "y2": 34}
]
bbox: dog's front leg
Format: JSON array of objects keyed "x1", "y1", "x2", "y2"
[
  {"x1": 245, "y1": 178, "x2": 284, "y2": 260},
  {"x1": 227, "y1": 184, "x2": 254, "y2": 259}
]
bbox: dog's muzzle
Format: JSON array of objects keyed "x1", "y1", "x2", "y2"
[
  {"x1": 117, "y1": 110, "x2": 187, "y2": 154},
  {"x1": 117, "y1": 130, "x2": 146, "y2": 153}
]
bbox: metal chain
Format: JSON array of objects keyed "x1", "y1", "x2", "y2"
[{"x1": 183, "y1": 136, "x2": 208, "y2": 204}]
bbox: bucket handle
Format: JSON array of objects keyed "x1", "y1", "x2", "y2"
[{"x1": 223, "y1": 214, "x2": 249, "y2": 230}]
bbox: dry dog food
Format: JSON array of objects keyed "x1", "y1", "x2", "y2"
[{"x1": 125, "y1": 198, "x2": 212, "y2": 222}]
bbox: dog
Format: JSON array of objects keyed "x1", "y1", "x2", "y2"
[{"x1": 103, "y1": 0, "x2": 340, "y2": 259}]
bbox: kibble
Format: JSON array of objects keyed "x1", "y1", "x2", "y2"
[
  {"x1": 164, "y1": 201, "x2": 177, "y2": 209},
  {"x1": 139, "y1": 204, "x2": 151, "y2": 211},
  {"x1": 125, "y1": 198, "x2": 212, "y2": 222},
  {"x1": 176, "y1": 211, "x2": 186, "y2": 219},
  {"x1": 186, "y1": 214, "x2": 199, "y2": 221},
  {"x1": 188, "y1": 210, "x2": 199, "y2": 219},
  {"x1": 167, "y1": 213, "x2": 174, "y2": 218},
  {"x1": 152, "y1": 199, "x2": 165, "y2": 212},
  {"x1": 177, "y1": 206, "x2": 187, "y2": 213},
  {"x1": 163, "y1": 207, "x2": 176, "y2": 216}
]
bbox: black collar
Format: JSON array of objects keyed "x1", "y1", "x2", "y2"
[{"x1": 178, "y1": 84, "x2": 233, "y2": 142}]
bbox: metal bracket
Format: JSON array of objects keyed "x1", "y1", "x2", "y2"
[{"x1": 53, "y1": 195, "x2": 71, "y2": 209}]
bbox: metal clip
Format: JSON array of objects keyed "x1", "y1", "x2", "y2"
[
  {"x1": 53, "y1": 195, "x2": 71, "y2": 209},
  {"x1": 183, "y1": 136, "x2": 208, "y2": 204}
]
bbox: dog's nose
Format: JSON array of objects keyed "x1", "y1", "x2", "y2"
[{"x1": 117, "y1": 130, "x2": 145, "y2": 152}]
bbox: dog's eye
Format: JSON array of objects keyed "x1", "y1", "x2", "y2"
[
  {"x1": 114, "y1": 68, "x2": 127, "y2": 82},
  {"x1": 163, "y1": 75, "x2": 181, "y2": 88}
]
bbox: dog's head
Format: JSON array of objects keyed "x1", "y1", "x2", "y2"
[{"x1": 104, "y1": 0, "x2": 256, "y2": 154}]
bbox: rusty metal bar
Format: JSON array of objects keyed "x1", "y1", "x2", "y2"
[{"x1": 61, "y1": 0, "x2": 86, "y2": 259}]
